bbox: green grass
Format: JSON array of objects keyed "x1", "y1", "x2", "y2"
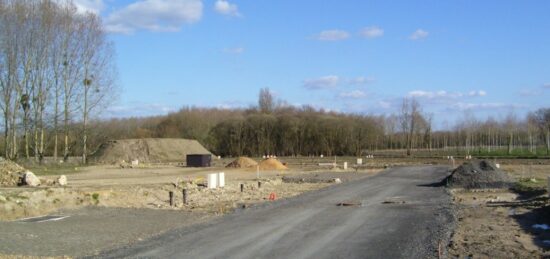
[
  {"x1": 472, "y1": 148, "x2": 549, "y2": 158},
  {"x1": 512, "y1": 178, "x2": 548, "y2": 194},
  {"x1": 91, "y1": 193, "x2": 99, "y2": 205}
]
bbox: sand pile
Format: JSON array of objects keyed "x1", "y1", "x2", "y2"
[
  {"x1": 0, "y1": 158, "x2": 26, "y2": 186},
  {"x1": 226, "y1": 157, "x2": 258, "y2": 168},
  {"x1": 259, "y1": 158, "x2": 288, "y2": 170},
  {"x1": 90, "y1": 138, "x2": 212, "y2": 163},
  {"x1": 445, "y1": 160, "x2": 513, "y2": 189}
]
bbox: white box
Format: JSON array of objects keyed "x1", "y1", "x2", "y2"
[
  {"x1": 357, "y1": 158, "x2": 363, "y2": 165},
  {"x1": 208, "y1": 173, "x2": 218, "y2": 189},
  {"x1": 218, "y1": 172, "x2": 225, "y2": 188},
  {"x1": 343, "y1": 162, "x2": 348, "y2": 170}
]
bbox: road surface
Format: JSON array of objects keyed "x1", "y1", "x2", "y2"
[{"x1": 95, "y1": 166, "x2": 455, "y2": 259}]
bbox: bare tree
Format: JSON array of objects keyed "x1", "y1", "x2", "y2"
[
  {"x1": 399, "y1": 98, "x2": 422, "y2": 156},
  {"x1": 258, "y1": 87, "x2": 274, "y2": 114},
  {"x1": 79, "y1": 13, "x2": 116, "y2": 163}
]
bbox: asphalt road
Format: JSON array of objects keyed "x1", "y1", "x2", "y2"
[{"x1": 95, "y1": 166, "x2": 455, "y2": 259}]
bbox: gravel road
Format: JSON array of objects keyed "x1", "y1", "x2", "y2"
[{"x1": 95, "y1": 166, "x2": 455, "y2": 259}]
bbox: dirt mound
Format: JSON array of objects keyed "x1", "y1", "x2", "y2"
[
  {"x1": 0, "y1": 158, "x2": 26, "y2": 186},
  {"x1": 445, "y1": 160, "x2": 513, "y2": 189},
  {"x1": 226, "y1": 157, "x2": 258, "y2": 168},
  {"x1": 90, "y1": 138, "x2": 212, "y2": 164},
  {"x1": 259, "y1": 158, "x2": 288, "y2": 170}
]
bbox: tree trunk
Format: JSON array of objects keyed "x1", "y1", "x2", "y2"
[
  {"x1": 546, "y1": 129, "x2": 549, "y2": 155},
  {"x1": 63, "y1": 98, "x2": 69, "y2": 161}
]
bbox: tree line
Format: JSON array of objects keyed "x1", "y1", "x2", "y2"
[
  {"x1": 79, "y1": 88, "x2": 550, "y2": 159},
  {"x1": 0, "y1": 0, "x2": 116, "y2": 163}
]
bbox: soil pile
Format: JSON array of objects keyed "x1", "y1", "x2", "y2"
[
  {"x1": 0, "y1": 158, "x2": 26, "y2": 186},
  {"x1": 259, "y1": 158, "x2": 288, "y2": 170},
  {"x1": 226, "y1": 157, "x2": 258, "y2": 168},
  {"x1": 445, "y1": 160, "x2": 513, "y2": 189},
  {"x1": 90, "y1": 138, "x2": 212, "y2": 164}
]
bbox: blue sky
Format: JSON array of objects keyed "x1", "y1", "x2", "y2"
[{"x1": 73, "y1": 0, "x2": 550, "y2": 128}]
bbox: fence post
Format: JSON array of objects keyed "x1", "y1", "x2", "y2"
[{"x1": 169, "y1": 191, "x2": 174, "y2": 207}]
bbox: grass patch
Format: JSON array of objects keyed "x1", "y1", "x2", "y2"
[
  {"x1": 512, "y1": 178, "x2": 548, "y2": 197},
  {"x1": 91, "y1": 193, "x2": 99, "y2": 205}
]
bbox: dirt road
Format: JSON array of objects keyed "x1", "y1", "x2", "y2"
[{"x1": 95, "y1": 166, "x2": 455, "y2": 259}]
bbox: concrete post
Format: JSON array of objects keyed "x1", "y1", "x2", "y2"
[{"x1": 182, "y1": 189, "x2": 187, "y2": 205}]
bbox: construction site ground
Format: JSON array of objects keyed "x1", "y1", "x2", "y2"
[
  {"x1": 0, "y1": 158, "x2": 380, "y2": 258},
  {"x1": 0, "y1": 157, "x2": 549, "y2": 258},
  {"x1": 448, "y1": 163, "x2": 550, "y2": 258}
]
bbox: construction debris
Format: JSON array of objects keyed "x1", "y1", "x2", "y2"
[
  {"x1": 445, "y1": 160, "x2": 513, "y2": 189},
  {"x1": 0, "y1": 158, "x2": 26, "y2": 186},
  {"x1": 57, "y1": 175, "x2": 68, "y2": 186},
  {"x1": 21, "y1": 171, "x2": 41, "y2": 187}
]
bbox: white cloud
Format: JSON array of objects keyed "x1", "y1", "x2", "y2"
[
  {"x1": 303, "y1": 75, "x2": 341, "y2": 90},
  {"x1": 409, "y1": 29, "x2": 429, "y2": 40},
  {"x1": 214, "y1": 0, "x2": 240, "y2": 17},
  {"x1": 339, "y1": 90, "x2": 367, "y2": 99},
  {"x1": 468, "y1": 90, "x2": 487, "y2": 97},
  {"x1": 360, "y1": 26, "x2": 384, "y2": 38},
  {"x1": 53, "y1": 0, "x2": 105, "y2": 14},
  {"x1": 348, "y1": 76, "x2": 375, "y2": 85},
  {"x1": 451, "y1": 102, "x2": 523, "y2": 111},
  {"x1": 223, "y1": 47, "x2": 245, "y2": 54},
  {"x1": 519, "y1": 89, "x2": 540, "y2": 96},
  {"x1": 105, "y1": 0, "x2": 203, "y2": 34},
  {"x1": 409, "y1": 90, "x2": 487, "y2": 99},
  {"x1": 316, "y1": 30, "x2": 350, "y2": 41},
  {"x1": 107, "y1": 102, "x2": 177, "y2": 118},
  {"x1": 409, "y1": 90, "x2": 461, "y2": 99},
  {"x1": 379, "y1": 101, "x2": 392, "y2": 109}
]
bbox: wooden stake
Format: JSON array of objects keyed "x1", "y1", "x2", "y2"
[{"x1": 169, "y1": 191, "x2": 174, "y2": 207}]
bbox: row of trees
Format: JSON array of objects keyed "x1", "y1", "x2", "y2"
[
  {"x1": 0, "y1": 0, "x2": 116, "y2": 163},
  {"x1": 83, "y1": 89, "x2": 550, "y2": 158}
]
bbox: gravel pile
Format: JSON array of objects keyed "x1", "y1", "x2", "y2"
[{"x1": 445, "y1": 160, "x2": 513, "y2": 189}]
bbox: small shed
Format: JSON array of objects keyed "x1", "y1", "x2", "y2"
[{"x1": 186, "y1": 154, "x2": 212, "y2": 167}]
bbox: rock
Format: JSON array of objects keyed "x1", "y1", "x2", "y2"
[
  {"x1": 57, "y1": 175, "x2": 67, "y2": 186},
  {"x1": 0, "y1": 195, "x2": 6, "y2": 202},
  {"x1": 332, "y1": 178, "x2": 342, "y2": 184},
  {"x1": 21, "y1": 171, "x2": 40, "y2": 187}
]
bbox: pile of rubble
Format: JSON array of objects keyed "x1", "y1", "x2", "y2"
[
  {"x1": 0, "y1": 157, "x2": 67, "y2": 187},
  {"x1": 445, "y1": 160, "x2": 513, "y2": 189}
]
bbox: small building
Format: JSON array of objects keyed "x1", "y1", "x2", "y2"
[{"x1": 186, "y1": 154, "x2": 212, "y2": 167}]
